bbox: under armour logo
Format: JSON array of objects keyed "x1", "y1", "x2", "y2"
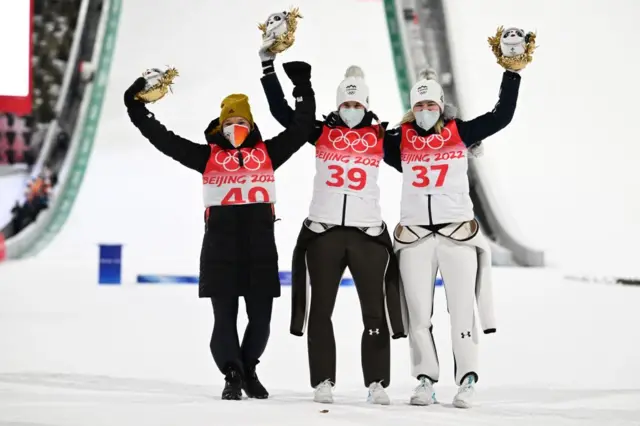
[
  {"x1": 369, "y1": 328, "x2": 379, "y2": 335},
  {"x1": 461, "y1": 331, "x2": 471, "y2": 338}
]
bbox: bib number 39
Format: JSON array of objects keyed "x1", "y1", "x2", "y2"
[
  {"x1": 222, "y1": 187, "x2": 270, "y2": 205},
  {"x1": 411, "y1": 164, "x2": 449, "y2": 188},
  {"x1": 326, "y1": 165, "x2": 367, "y2": 190}
]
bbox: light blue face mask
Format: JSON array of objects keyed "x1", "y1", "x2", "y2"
[
  {"x1": 339, "y1": 107, "x2": 365, "y2": 128},
  {"x1": 415, "y1": 110, "x2": 440, "y2": 131}
]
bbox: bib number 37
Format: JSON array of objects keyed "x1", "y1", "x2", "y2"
[{"x1": 411, "y1": 164, "x2": 449, "y2": 188}]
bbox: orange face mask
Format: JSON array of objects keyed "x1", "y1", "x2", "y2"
[{"x1": 222, "y1": 124, "x2": 250, "y2": 147}]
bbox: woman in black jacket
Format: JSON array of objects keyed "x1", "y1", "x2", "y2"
[
  {"x1": 123, "y1": 61, "x2": 316, "y2": 401},
  {"x1": 259, "y1": 53, "x2": 405, "y2": 405}
]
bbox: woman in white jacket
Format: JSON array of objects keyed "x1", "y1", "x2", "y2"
[{"x1": 383, "y1": 62, "x2": 523, "y2": 407}]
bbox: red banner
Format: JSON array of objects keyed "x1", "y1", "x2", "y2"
[{"x1": 0, "y1": 0, "x2": 33, "y2": 115}]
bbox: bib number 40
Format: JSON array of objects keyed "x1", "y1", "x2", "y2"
[
  {"x1": 222, "y1": 187, "x2": 270, "y2": 205},
  {"x1": 411, "y1": 164, "x2": 449, "y2": 188},
  {"x1": 326, "y1": 165, "x2": 367, "y2": 190}
]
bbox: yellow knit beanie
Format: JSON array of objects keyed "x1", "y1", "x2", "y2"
[{"x1": 219, "y1": 94, "x2": 254, "y2": 128}]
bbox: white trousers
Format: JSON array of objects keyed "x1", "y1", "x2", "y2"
[{"x1": 398, "y1": 234, "x2": 479, "y2": 385}]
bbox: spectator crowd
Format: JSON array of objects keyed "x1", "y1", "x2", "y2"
[{"x1": 1, "y1": 0, "x2": 85, "y2": 239}]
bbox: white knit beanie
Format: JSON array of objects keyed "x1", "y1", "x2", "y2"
[
  {"x1": 336, "y1": 65, "x2": 370, "y2": 110},
  {"x1": 409, "y1": 68, "x2": 444, "y2": 112}
]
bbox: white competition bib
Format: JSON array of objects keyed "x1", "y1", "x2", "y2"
[
  {"x1": 400, "y1": 121, "x2": 469, "y2": 195},
  {"x1": 313, "y1": 125, "x2": 384, "y2": 198},
  {"x1": 202, "y1": 141, "x2": 276, "y2": 206}
]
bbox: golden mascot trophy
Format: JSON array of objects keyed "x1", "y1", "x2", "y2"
[
  {"x1": 258, "y1": 7, "x2": 303, "y2": 54},
  {"x1": 488, "y1": 26, "x2": 537, "y2": 71},
  {"x1": 134, "y1": 66, "x2": 179, "y2": 103}
]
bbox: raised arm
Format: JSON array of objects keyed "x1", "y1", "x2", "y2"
[
  {"x1": 455, "y1": 70, "x2": 521, "y2": 146},
  {"x1": 124, "y1": 78, "x2": 209, "y2": 173},
  {"x1": 263, "y1": 61, "x2": 317, "y2": 170},
  {"x1": 260, "y1": 60, "x2": 295, "y2": 127},
  {"x1": 261, "y1": 59, "x2": 323, "y2": 143}
]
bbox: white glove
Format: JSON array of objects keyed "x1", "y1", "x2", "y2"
[{"x1": 259, "y1": 36, "x2": 277, "y2": 62}]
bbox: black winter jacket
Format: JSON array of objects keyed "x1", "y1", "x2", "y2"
[{"x1": 125, "y1": 68, "x2": 316, "y2": 299}]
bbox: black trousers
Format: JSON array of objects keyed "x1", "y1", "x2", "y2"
[
  {"x1": 210, "y1": 295, "x2": 274, "y2": 376},
  {"x1": 305, "y1": 227, "x2": 391, "y2": 388}
]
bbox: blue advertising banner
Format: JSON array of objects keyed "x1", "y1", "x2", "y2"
[
  {"x1": 135, "y1": 273, "x2": 442, "y2": 286},
  {"x1": 136, "y1": 272, "x2": 354, "y2": 286},
  {"x1": 98, "y1": 244, "x2": 122, "y2": 285}
]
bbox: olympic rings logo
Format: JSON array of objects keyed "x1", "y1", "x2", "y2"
[
  {"x1": 242, "y1": 148, "x2": 267, "y2": 171},
  {"x1": 406, "y1": 127, "x2": 452, "y2": 150},
  {"x1": 214, "y1": 148, "x2": 267, "y2": 172},
  {"x1": 327, "y1": 128, "x2": 378, "y2": 153}
]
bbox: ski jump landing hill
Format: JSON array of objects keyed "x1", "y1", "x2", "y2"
[{"x1": 8, "y1": 0, "x2": 638, "y2": 278}]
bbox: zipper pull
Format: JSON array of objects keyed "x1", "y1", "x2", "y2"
[{"x1": 236, "y1": 148, "x2": 244, "y2": 167}]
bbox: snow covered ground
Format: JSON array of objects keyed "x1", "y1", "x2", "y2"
[{"x1": 1, "y1": 262, "x2": 639, "y2": 425}]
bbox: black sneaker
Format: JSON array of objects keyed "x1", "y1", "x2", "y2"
[
  {"x1": 242, "y1": 363, "x2": 268, "y2": 399},
  {"x1": 222, "y1": 367, "x2": 243, "y2": 400}
]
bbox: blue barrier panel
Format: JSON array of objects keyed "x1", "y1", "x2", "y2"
[
  {"x1": 98, "y1": 244, "x2": 122, "y2": 285},
  {"x1": 136, "y1": 272, "x2": 355, "y2": 285},
  {"x1": 135, "y1": 273, "x2": 441, "y2": 286},
  {"x1": 137, "y1": 275, "x2": 198, "y2": 284}
]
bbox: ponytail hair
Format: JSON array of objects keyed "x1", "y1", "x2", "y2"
[{"x1": 372, "y1": 113, "x2": 385, "y2": 139}]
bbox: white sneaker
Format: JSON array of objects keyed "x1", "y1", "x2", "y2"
[
  {"x1": 367, "y1": 381, "x2": 390, "y2": 405},
  {"x1": 409, "y1": 376, "x2": 436, "y2": 406},
  {"x1": 313, "y1": 379, "x2": 334, "y2": 403},
  {"x1": 452, "y1": 375, "x2": 475, "y2": 408}
]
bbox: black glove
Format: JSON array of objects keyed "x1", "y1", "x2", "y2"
[
  {"x1": 324, "y1": 112, "x2": 340, "y2": 127},
  {"x1": 123, "y1": 77, "x2": 147, "y2": 109},
  {"x1": 282, "y1": 61, "x2": 311, "y2": 86}
]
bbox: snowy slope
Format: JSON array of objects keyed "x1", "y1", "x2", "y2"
[
  {"x1": 0, "y1": 263, "x2": 639, "y2": 425},
  {"x1": 444, "y1": 0, "x2": 640, "y2": 275}
]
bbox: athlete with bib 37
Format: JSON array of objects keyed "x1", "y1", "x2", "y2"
[
  {"x1": 259, "y1": 44, "x2": 405, "y2": 405},
  {"x1": 384, "y1": 63, "x2": 524, "y2": 407},
  {"x1": 123, "y1": 60, "x2": 316, "y2": 401}
]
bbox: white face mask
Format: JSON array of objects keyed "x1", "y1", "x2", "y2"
[
  {"x1": 415, "y1": 110, "x2": 440, "y2": 131},
  {"x1": 222, "y1": 124, "x2": 250, "y2": 147},
  {"x1": 339, "y1": 107, "x2": 365, "y2": 128}
]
